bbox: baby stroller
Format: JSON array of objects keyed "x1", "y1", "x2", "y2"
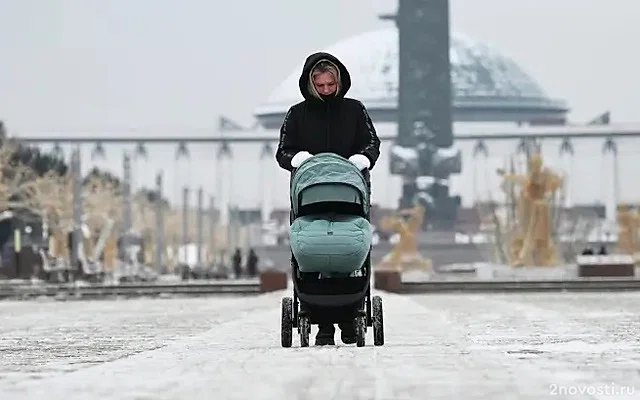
[{"x1": 280, "y1": 153, "x2": 385, "y2": 347}]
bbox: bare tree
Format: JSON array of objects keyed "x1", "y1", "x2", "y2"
[
  {"x1": 0, "y1": 140, "x2": 47, "y2": 213},
  {"x1": 84, "y1": 174, "x2": 122, "y2": 222},
  {"x1": 28, "y1": 170, "x2": 73, "y2": 228}
]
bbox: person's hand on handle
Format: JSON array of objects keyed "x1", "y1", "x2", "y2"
[
  {"x1": 348, "y1": 154, "x2": 371, "y2": 170},
  {"x1": 290, "y1": 151, "x2": 313, "y2": 168}
]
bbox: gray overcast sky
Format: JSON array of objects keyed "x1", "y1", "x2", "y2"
[{"x1": 0, "y1": 0, "x2": 638, "y2": 134}]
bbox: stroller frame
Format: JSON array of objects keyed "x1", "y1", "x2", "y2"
[{"x1": 281, "y1": 167, "x2": 384, "y2": 348}]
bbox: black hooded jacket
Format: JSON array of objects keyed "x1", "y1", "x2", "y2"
[{"x1": 275, "y1": 52, "x2": 381, "y2": 171}]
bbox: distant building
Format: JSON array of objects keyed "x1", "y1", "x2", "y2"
[{"x1": 254, "y1": 28, "x2": 568, "y2": 128}]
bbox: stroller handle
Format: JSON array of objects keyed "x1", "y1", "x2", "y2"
[{"x1": 290, "y1": 166, "x2": 370, "y2": 185}]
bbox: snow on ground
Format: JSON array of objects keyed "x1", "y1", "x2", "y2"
[{"x1": 0, "y1": 292, "x2": 638, "y2": 399}]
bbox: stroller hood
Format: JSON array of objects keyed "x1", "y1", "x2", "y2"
[{"x1": 290, "y1": 153, "x2": 369, "y2": 216}]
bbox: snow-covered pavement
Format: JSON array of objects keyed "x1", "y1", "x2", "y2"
[{"x1": 1, "y1": 292, "x2": 638, "y2": 399}]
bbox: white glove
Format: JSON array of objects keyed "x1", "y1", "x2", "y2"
[
  {"x1": 290, "y1": 151, "x2": 313, "y2": 168},
  {"x1": 348, "y1": 154, "x2": 371, "y2": 170}
]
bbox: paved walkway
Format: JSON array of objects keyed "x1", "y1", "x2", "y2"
[{"x1": 0, "y1": 292, "x2": 637, "y2": 399}]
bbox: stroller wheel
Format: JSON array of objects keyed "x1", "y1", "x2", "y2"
[
  {"x1": 355, "y1": 316, "x2": 366, "y2": 347},
  {"x1": 299, "y1": 315, "x2": 310, "y2": 347},
  {"x1": 372, "y1": 296, "x2": 384, "y2": 346},
  {"x1": 281, "y1": 297, "x2": 293, "y2": 348}
]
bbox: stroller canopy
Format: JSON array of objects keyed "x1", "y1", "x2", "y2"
[{"x1": 290, "y1": 153, "x2": 370, "y2": 216}]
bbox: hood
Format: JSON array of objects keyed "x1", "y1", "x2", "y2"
[{"x1": 298, "y1": 52, "x2": 351, "y2": 101}]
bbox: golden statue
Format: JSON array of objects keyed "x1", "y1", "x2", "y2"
[
  {"x1": 497, "y1": 153, "x2": 563, "y2": 267},
  {"x1": 616, "y1": 205, "x2": 640, "y2": 255},
  {"x1": 48, "y1": 230, "x2": 69, "y2": 261},
  {"x1": 102, "y1": 235, "x2": 118, "y2": 272},
  {"x1": 377, "y1": 203, "x2": 432, "y2": 271}
]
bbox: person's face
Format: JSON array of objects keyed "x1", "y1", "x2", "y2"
[{"x1": 313, "y1": 72, "x2": 338, "y2": 96}]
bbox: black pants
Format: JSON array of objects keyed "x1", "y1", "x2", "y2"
[{"x1": 312, "y1": 299, "x2": 364, "y2": 327}]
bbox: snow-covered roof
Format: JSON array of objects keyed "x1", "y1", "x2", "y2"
[{"x1": 254, "y1": 28, "x2": 565, "y2": 118}]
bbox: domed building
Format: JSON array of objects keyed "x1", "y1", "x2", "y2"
[{"x1": 254, "y1": 27, "x2": 569, "y2": 128}]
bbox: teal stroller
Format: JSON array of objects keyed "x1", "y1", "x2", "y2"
[{"x1": 280, "y1": 153, "x2": 385, "y2": 348}]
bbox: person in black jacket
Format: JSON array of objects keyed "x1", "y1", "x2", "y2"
[
  {"x1": 275, "y1": 52, "x2": 381, "y2": 172},
  {"x1": 275, "y1": 52, "x2": 381, "y2": 346}
]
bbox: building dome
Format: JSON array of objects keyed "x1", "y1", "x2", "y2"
[{"x1": 254, "y1": 28, "x2": 568, "y2": 128}]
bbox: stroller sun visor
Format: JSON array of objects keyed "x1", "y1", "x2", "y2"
[
  {"x1": 290, "y1": 153, "x2": 369, "y2": 216},
  {"x1": 299, "y1": 184, "x2": 361, "y2": 207}
]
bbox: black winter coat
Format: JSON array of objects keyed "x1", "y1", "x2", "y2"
[{"x1": 275, "y1": 52, "x2": 381, "y2": 171}]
